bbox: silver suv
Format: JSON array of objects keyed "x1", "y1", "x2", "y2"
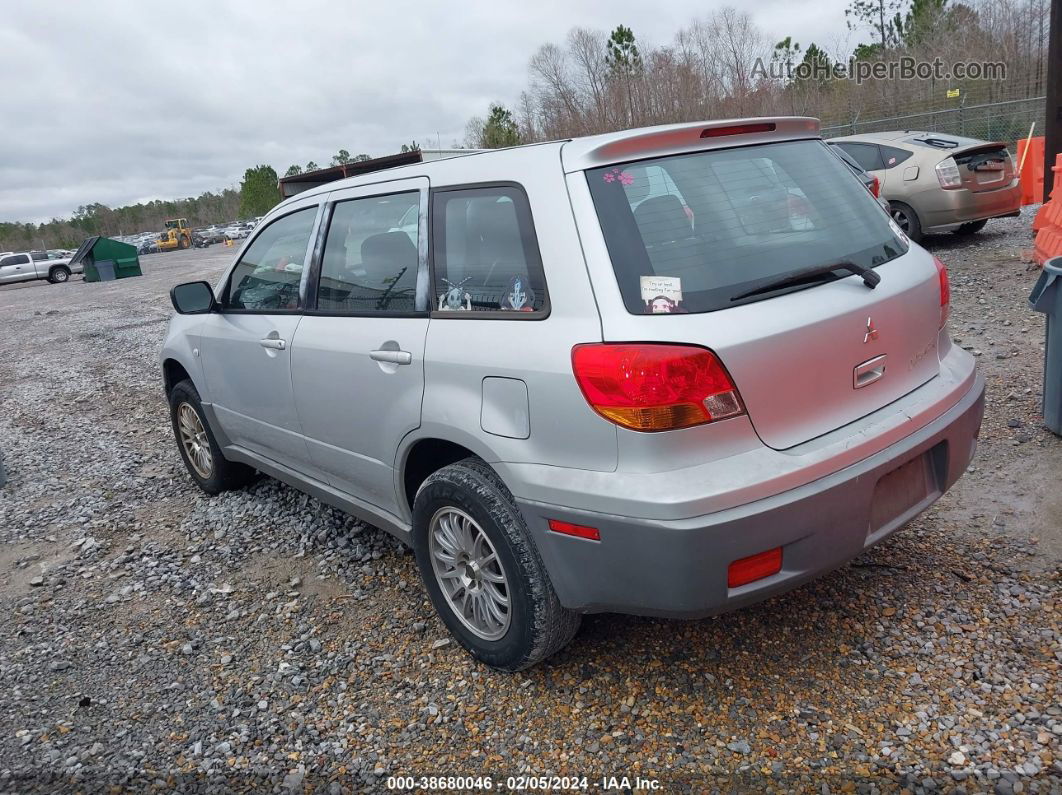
[{"x1": 162, "y1": 118, "x2": 985, "y2": 670}]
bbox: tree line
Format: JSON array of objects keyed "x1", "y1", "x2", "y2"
[
  {"x1": 464, "y1": 0, "x2": 1049, "y2": 148},
  {"x1": 0, "y1": 147, "x2": 387, "y2": 252}
]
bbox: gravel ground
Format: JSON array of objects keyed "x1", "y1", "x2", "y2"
[{"x1": 0, "y1": 217, "x2": 1059, "y2": 794}]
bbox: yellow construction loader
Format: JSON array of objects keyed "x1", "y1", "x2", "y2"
[{"x1": 157, "y1": 219, "x2": 193, "y2": 251}]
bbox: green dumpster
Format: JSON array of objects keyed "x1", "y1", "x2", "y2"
[{"x1": 69, "y1": 236, "x2": 142, "y2": 282}]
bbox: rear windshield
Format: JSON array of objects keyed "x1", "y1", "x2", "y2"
[{"x1": 587, "y1": 139, "x2": 907, "y2": 315}]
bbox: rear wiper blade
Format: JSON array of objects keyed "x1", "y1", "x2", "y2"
[{"x1": 730, "y1": 261, "x2": 881, "y2": 302}]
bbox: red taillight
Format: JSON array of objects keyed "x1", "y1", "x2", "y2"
[
  {"x1": 547, "y1": 520, "x2": 600, "y2": 541},
  {"x1": 728, "y1": 547, "x2": 783, "y2": 588},
  {"x1": 869, "y1": 174, "x2": 881, "y2": 198},
  {"x1": 934, "y1": 256, "x2": 950, "y2": 329},
  {"x1": 571, "y1": 343, "x2": 745, "y2": 432},
  {"x1": 700, "y1": 122, "x2": 776, "y2": 138}
]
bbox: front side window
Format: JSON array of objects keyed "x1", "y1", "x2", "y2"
[
  {"x1": 223, "y1": 207, "x2": 317, "y2": 312},
  {"x1": 587, "y1": 139, "x2": 907, "y2": 315},
  {"x1": 1, "y1": 254, "x2": 30, "y2": 267},
  {"x1": 317, "y1": 191, "x2": 420, "y2": 314},
  {"x1": 431, "y1": 186, "x2": 547, "y2": 315}
]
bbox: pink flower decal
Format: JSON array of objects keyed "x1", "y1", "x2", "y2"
[{"x1": 602, "y1": 167, "x2": 633, "y2": 186}]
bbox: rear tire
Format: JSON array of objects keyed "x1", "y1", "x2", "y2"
[
  {"x1": 890, "y1": 202, "x2": 923, "y2": 243},
  {"x1": 48, "y1": 266, "x2": 70, "y2": 284},
  {"x1": 168, "y1": 379, "x2": 255, "y2": 495},
  {"x1": 412, "y1": 457, "x2": 580, "y2": 671},
  {"x1": 178, "y1": 236, "x2": 191, "y2": 250},
  {"x1": 954, "y1": 219, "x2": 988, "y2": 236}
]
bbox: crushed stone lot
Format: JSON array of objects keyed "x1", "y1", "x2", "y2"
[{"x1": 0, "y1": 216, "x2": 1060, "y2": 794}]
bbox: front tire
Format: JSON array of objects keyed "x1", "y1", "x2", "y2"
[
  {"x1": 412, "y1": 458, "x2": 580, "y2": 671},
  {"x1": 168, "y1": 379, "x2": 255, "y2": 494},
  {"x1": 48, "y1": 266, "x2": 70, "y2": 284},
  {"x1": 890, "y1": 201, "x2": 923, "y2": 243}
]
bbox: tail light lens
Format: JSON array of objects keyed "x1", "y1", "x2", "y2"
[
  {"x1": 934, "y1": 256, "x2": 950, "y2": 329},
  {"x1": 571, "y1": 343, "x2": 745, "y2": 432},
  {"x1": 935, "y1": 157, "x2": 962, "y2": 189},
  {"x1": 869, "y1": 174, "x2": 880, "y2": 198}
]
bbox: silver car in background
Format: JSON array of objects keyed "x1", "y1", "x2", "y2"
[
  {"x1": 162, "y1": 117, "x2": 984, "y2": 670},
  {"x1": 829, "y1": 131, "x2": 1021, "y2": 242}
]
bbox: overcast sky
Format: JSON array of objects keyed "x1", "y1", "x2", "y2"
[{"x1": 1, "y1": 0, "x2": 853, "y2": 223}]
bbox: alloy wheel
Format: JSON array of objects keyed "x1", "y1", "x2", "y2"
[
  {"x1": 177, "y1": 402, "x2": 213, "y2": 479},
  {"x1": 428, "y1": 506, "x2": 511, "y2": 640},
  {"x1": 891, "y1": 207, "x2": 911, "y2": 232}
]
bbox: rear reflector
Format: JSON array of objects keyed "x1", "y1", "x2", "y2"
[
  {"x1": 727, "y1": 547, "x2": 783, "y2": 588},
  {"x1": 548, "y1": 519, "x2": 600, "y2": 541},
  {"x1": 700, "y1": 122, "x2": 776, "y2": 138},
  {"x1": 571, "y1": 343, "x2": 745, "y2": 432},
  {"x1": 934, "y1": 256, "x2": 950, "y2": 329}
]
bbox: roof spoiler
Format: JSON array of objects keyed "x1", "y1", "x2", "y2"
[{"x1": 562, "y1": 117, "x2": 821, "y2": 172}]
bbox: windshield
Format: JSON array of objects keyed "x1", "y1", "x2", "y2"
[{"x1": 587, "y1": 139, "x2": 907, "y2": 315}]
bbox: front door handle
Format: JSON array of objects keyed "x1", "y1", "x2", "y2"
[
  {"x1": 370, "y1": 349, "x2": 412, "y2": 365},
  {"x1": 259, "y1": 338, "x2": 287, "y2": 350}
]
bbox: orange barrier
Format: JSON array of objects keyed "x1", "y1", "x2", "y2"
[
  {"x1": 1032, "y1": 153, "x2": 1062, "y2": 266},
  {"x1": 1017, "y1": 136, "x2": 1045, "y2": 206}
]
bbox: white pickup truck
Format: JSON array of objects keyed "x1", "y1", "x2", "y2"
[{"x1": 0, "y1": 250, "x2": 82, "y2": 285}]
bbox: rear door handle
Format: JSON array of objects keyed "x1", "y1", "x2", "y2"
[
  {"x1": 259, "y1": 338, "x2": 287, "y2": 350},
  {"x1": 370, "y1": 349, "x2": 412, "y2": 365}
]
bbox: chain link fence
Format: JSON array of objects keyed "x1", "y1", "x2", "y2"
[{"x1": 821, "y1": 96, "x2": 1045, "y2": 146}]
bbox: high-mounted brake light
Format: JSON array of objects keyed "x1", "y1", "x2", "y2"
[
  {"x1": 700, "y1": 122, "x2": 776, "y2": 138},
  {"x1": 934, "y1": 256, "x2": 950, "y2": 329},
  {"x1": 571, "y1": 343, "x2": 745, "y2": 432}
]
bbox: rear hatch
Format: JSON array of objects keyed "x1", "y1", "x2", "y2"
[
  {"x1": 952, "y1": 142, "x2": 1014, "y2": 192},
  {"x1": 584, "y1": 137, "x2": 943, "y2": 450},
  {"x1": 910, "y1": 135, "x2": 1015, "y2": 193}
]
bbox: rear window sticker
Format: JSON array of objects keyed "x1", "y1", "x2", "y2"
[
  {"x1": 602, "y1": 167, "x2": 634, "y2": 186},
  {"x1": 500, "y1": 274, "x2": 536, "y2": 311},
  {"x1": 438, "y1": 277, "x2": 472, "y2": 311},
  {"x1": 640, "y1": 276, "x2": 684, "y2": 313}
]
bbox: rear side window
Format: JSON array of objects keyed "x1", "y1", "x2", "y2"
[
  {"x1": 317, "y1": 191, "x2": 420, "y2": 314},
  {"x1": 837, "y1": 142, "x2": 885, "y2": 171},
  {"x1": 1, "y1": 254, "x2": 30, "y2": 267},
  {"x1": 880, "y1": 145, "x2": 913, "y2": 168},
  {"x1": 431, "y1": 186, "x2": 547, "y2": 315},
  {"x1": 223, "y1": 207, "x2": 317, "y2": 312},
  {"x1": 587, "y1": 139, "x2": 907, "y2": 315}
]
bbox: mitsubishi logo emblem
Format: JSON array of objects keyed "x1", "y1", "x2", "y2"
[{"x1": 864, "y1": 317, "x2": 879, "y2": 344}]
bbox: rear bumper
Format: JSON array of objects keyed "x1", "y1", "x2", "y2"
[
  {"x1": 515, "y1": 372, "x2": 984, "y2": 618},
  {"x1": 919, "y1": 181, "x2": 1021, "y2": 229}
]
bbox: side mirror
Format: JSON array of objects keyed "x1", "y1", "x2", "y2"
[{"x1": 170, "y1": 281, "x2": 216, "y2": 314}]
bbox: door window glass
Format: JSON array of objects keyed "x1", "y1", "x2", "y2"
[
  {"x1": 317, "y1": 191, "x2": 420, "y2": 313},
  {"x1": 223, "y1": 207, "x2": 317, "y2": 311},
  {"x1": 431, "y1": 186, "x2": 547, "y2": 314},
  {"x1": 1, "y1": 254, "x2": 30, "y2": 267}
]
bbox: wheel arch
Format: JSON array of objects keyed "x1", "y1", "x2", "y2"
[
  {"x1": 397, "y1": 431, "x2": 511, "y2": 516},
  {"x1": 162, "y1": 356, "x2": 195, "y2": 397}
]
